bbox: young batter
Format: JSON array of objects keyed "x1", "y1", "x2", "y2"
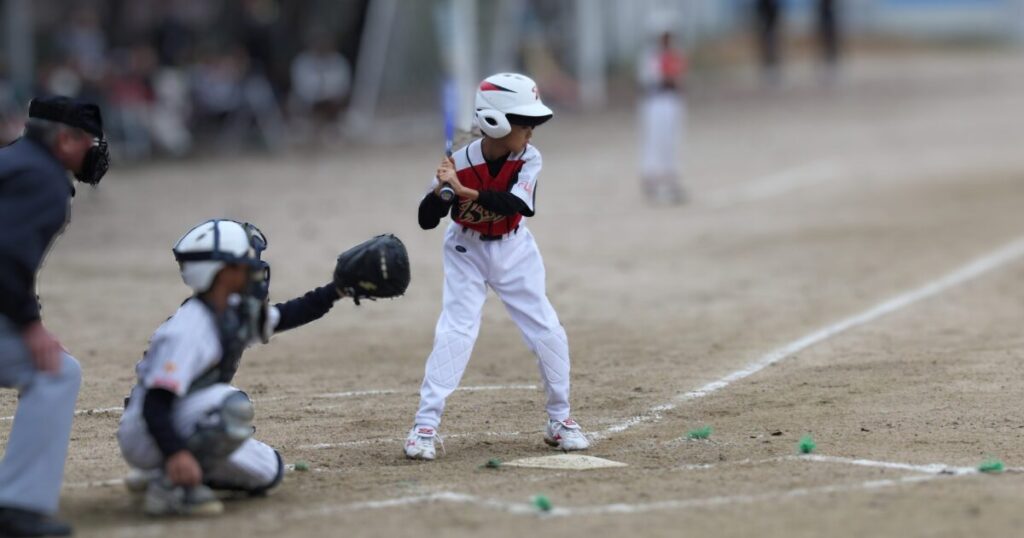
[
  {"x1": 117, "y1": 219, "x2": 345, "y2": 515},
  {"x1": 404, "y1": 73, "x2": 588, "y2": 460}
]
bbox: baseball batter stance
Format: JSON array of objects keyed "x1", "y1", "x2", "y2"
[
  {"x1": 405, "y1": 73, "x2": 589, "y2": 460},
  {"x1": 117, "y1": 219, "x2": 350, "y2": 516}
]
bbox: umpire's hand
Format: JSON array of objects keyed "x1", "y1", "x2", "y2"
[{"x1": 22, "y1": 321, "x2": 64, "y2": 373}]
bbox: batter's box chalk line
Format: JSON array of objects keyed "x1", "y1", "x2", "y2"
[
  {"x1": 0, "y1": 384, "x2": 539, "y2": 422},
  {"x1": 105, "y1": 452, "x2": 1016, "y2": 535}
]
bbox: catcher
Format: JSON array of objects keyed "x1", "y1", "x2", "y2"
[{"x1": 116, "y1": 219, "x2": 408, "y2": 516}]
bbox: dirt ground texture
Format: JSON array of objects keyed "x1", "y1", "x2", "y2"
[{"x1": 3, "y1": 49, "x2": 1024, "y2": 537}]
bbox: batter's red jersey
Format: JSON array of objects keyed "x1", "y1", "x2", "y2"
[{"x1": 440, "y1": 139, "x2": 542, "y2": 235}]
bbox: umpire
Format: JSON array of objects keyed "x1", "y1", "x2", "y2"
[{"x1": 0, "y1": 96, "x2": 110, "y2": 537}]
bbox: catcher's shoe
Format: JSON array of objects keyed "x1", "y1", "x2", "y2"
[
  {"x1": 544, "y1": 418, "x2": 590, "y2": 451},
  {"x1": 143, "y1": 478, "x2": 224, "y2": 517},
  {"x1": 125, "y1": 467, "x2": 161, "y2": 494},
  {"x1": 404, "y1": 426, "x2": 443, "y2": 461}
]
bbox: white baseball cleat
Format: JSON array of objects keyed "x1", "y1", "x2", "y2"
[
  {"x1": 404, "y1": 426, "x2": 442, "y2": 460},
  {"x1": 143, "y1": 478, "x2": 224, "y2": 517},
  {"x1": 544, "y1": 418, "x2": 590, "y2": 451}
]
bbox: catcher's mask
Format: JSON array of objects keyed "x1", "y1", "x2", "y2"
[
  {"x1": 75, "y1": 136, "x2": 110, "y2": 185},
  {"x1": 174, "y1": 219, "x2": 273, "y2": 348}
]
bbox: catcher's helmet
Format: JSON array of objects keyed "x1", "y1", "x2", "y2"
[
  {"x1": 474, "y1": 73, "x2": 552, "y2": 139},
  {"x1": 173, "y1": 219, "x2": 268, "y2": 294}
]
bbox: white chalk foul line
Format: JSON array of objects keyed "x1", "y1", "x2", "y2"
[
  {"x1": 111, "y1": 472, "x2": 952, "y2": 533},
  {"x1": 0, "y1": 384, "x2": 537, "y2": 422},
  {"x1": 797, "y1": 454, "x2": 980, "y2": 476},
  {"x1": 298, "y1": 430, "x2": 530, "y2": 450},
  {"x1": 704, "y1": 160, "x2": 844, "y2": 209},
  {"x1": 596, "y1": 235, "x2": 1024, "y2": 439},
  {"x1": 107, "y1": 471, "x2": 950, "y2": 536},
  {"x1": 673, "y1": 454, "x2": 985, "y2": 476},
  {"x1": 0, "y1": 406, "x2": 123, "y2": 422},
  {"x1": 312, "y1": 383, "x2": 538, "y2": 400}
]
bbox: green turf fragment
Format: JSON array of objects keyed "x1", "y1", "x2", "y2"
[
  {"x1": 687, "y1": 426, "x2": 713, "y2": 440},
  {"x1": 483, "y1": 458, "x2": 502, "y2": 469},
  {"x1": 798, "y1": 435, "x2": 816, "y2": 454},
  {"x1": 978, "y1": 459, "x2": 1004, "y2": 474},
  {"x1": 293, "y1": 461, "x2": 310, "y2": 472},
  {"x1": 531, "y1": 494, "x2": 552, "y2": 512}
]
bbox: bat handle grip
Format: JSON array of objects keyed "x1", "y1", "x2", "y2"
[{"x1": 438, "y1": 184, "x2": 456, "y2": 202}]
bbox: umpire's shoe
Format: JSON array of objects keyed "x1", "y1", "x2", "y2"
[{"x1": 0, "y1": 506, "x2": 72, "y2": 537}]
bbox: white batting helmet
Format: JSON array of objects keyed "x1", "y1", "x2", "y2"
[
  {"x1": 172, "y1": 219, "x2": 268, "y2": 294},
  {"x1": 474, "y1": 73, "x2": 553, "y2": 139}
]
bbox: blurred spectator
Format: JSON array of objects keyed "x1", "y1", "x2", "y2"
[
  {"x1": 15, "y1": 1, "x2": 371, "y2": 158},
  {"x1": 0, "y1": 80, "x2": 23, "y2": 146},
  {"x1": 149, "y1": 68, "x2": 192, "y2": 157},
  {"x1": 289, "y1": 32, "x2": 352, "y2": 144},
  {"x1": 154, "y1": 7, "x2": 193, "y2": 68},
  {"x1": 61, "y1": 8, "x2": 108, "y2": 82},
  {"x1": 106, "y1": 45, "x2": 158, "y2": 160},
  {"x1": 192, "y1": 46, "x2": 285, "y2": 153},
  {"x1": 817, "y1": 0, "x2": 842, "y2": 82}
]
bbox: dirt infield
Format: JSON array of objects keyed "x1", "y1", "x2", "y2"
[{"x1": 3, "y1": 50, "x2": 1024, "y2": 537}]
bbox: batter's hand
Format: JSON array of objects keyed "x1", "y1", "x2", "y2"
[
  {"x1": 22, "y1": 321, "x2": 64, "y2": 374},
  {"x1": 166, "y1": 450, "x2": 203, "y2": 487},
  {"x1": 434, "y1": 157, "x2": 457, "y2": 196}
]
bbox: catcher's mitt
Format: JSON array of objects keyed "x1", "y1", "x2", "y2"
[{"x1": 333, "y1": 234, "x2": 410, "y2": 305}]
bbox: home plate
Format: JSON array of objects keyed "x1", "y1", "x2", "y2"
[{"x1": 501, "y1": 454, "x2": 627, "y2": 470}]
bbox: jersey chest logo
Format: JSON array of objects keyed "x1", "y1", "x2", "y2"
[{"x1": 455, "y1": 199, "x2": 506, "y2": 224}]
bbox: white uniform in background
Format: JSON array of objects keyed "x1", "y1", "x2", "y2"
[{"x1": 637, "y1": 40, "x2": 687, "y2": 204}]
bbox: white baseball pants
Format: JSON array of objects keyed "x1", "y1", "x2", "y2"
[
  {"x1": 414, "y1": 223, "x2": 572, "y2": 429},
  {"x1": 117, "y1": 383, "x2": 280, "y2": 492},
  {"x1": 639, "y1": 92, "x2": 685, "y2": 179}
]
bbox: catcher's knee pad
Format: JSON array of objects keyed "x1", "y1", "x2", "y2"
[{"x1": 188, "y1": 390, "x2": 255, "y2": 469}]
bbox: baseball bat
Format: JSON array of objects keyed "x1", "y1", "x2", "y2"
[{"x1": 438, "y1": 78, "x2": 456, "y2": 203}]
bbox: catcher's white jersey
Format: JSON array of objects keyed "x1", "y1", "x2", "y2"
[
  {"x1": 131, "y1": 298, "x2": 222, "y2": 397},
  {"x1": 117, "y1": 297, "x2": 281, "y2": 491}
]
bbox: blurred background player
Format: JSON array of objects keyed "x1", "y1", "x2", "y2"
[
  {"x1": 637, "y1": 23, "x2": 688, "y2": 205},
  {"x1": 116, "y1": 219, "x2": 349, "y2": 516},
  {"x1": 817, "y1": 0, "x2": 843, "y2": 83},
  {"x1": 405, "y1": 73, "x2": 589, "y2": 461},
  {"x1": 0, "y1": 96, "x2": 110, "y2": 537},
  {"x1": 289, "y1": 30, "x2": 353, "y2": 146},
  {"x1": 755, "y1": 0, "x2": 784, "y2": 86}
]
